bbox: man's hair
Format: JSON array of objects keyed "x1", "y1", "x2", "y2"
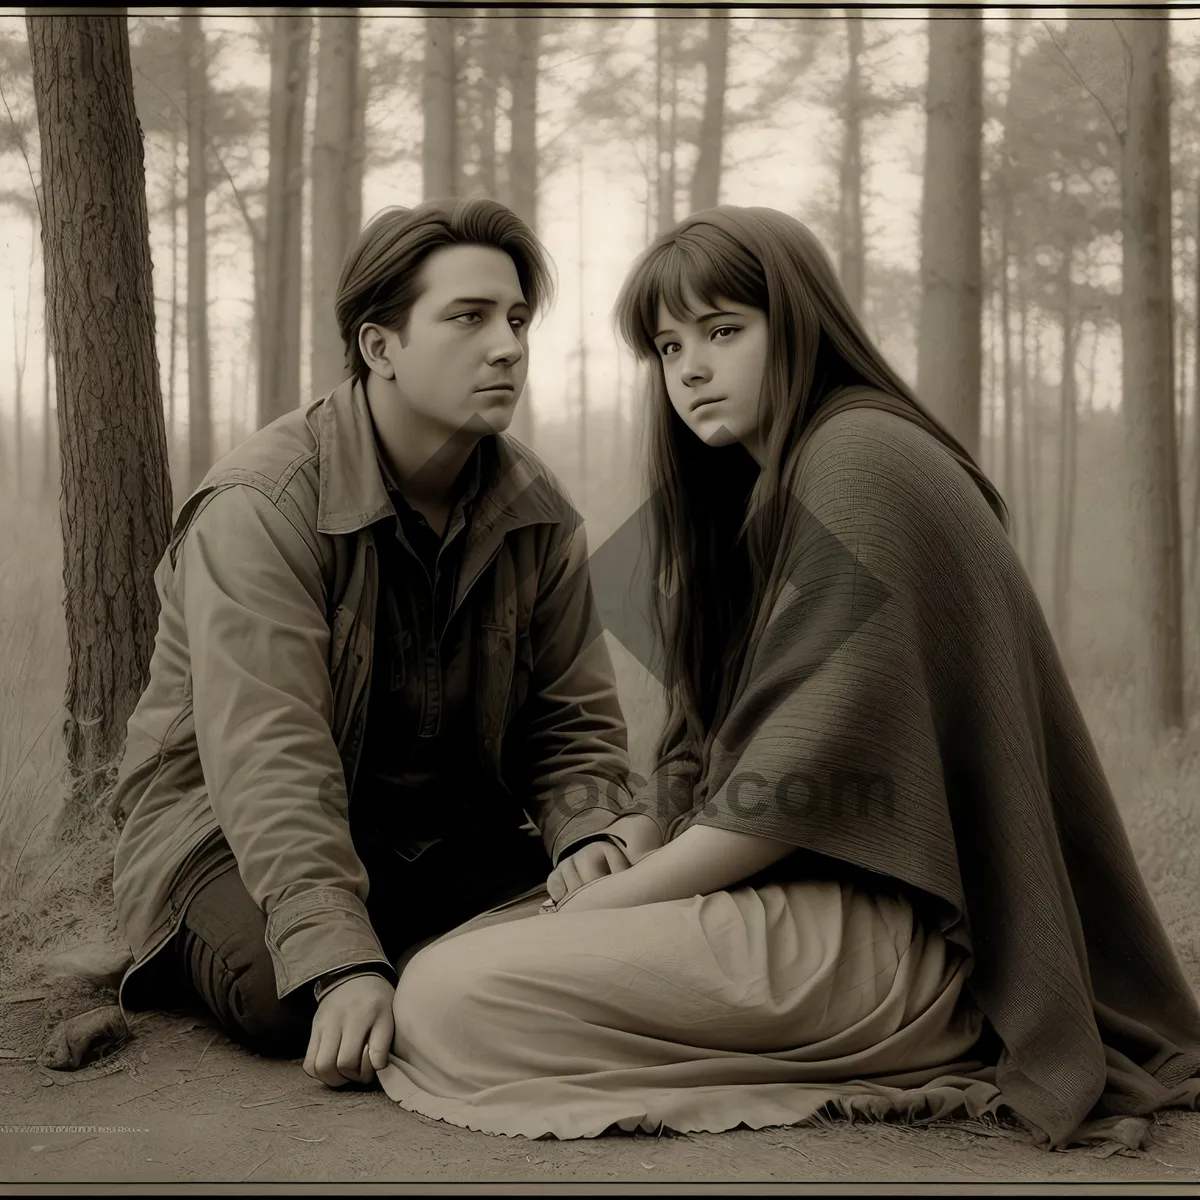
[{"x1": 334, "y1": 198, "x2": 555, "y2": 382}]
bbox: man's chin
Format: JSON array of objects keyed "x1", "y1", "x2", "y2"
[{"x1": 473, "y1": 398, "x2": 519, "y2": 434}]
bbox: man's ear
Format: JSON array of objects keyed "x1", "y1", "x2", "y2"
[{"x1": 359, "y1": 323, "x2": 396, "y2": 380}]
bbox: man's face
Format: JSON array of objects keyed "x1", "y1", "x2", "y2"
[{"x1": 365, "y1": 243, "x2": 532, "y2": 442}]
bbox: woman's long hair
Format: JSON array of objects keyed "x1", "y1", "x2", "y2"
[{"x1": 613, "y1": 206, "x2": 1006, "y2": 753}]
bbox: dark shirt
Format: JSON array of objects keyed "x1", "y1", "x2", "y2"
[
  {"x1": 347, "y1": 443, "x2": 546, "y2": 904},
  {"x1": 351, "y1": 448, "x2": 482, "y2": 851}
]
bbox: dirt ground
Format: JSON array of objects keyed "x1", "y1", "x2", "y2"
[
  {"x1": 1, "y1": 1004, "x2": 1197, "y2": 1189},
  {"x1": 3, "y1": 504, "x2": 1200, "y2": 1190}
]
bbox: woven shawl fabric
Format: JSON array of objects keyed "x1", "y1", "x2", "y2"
[{"x1": 664, "y1": 390, "x2": 1200, "y2": 1146}]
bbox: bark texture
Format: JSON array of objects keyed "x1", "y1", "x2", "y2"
[
  {"x1": 26, "y1": 12, "x2": 174, "y2": 803},
  {"x1": 259, "y1": 12, "x2": 311, "y2": 426},
  {"x1": 916, "y1": 14, "x2": 984, "y2": 458},
  {"x1": 310, "y1": 10, "x2": 363, "y2": 398},
  {"x1": 1118, "y1": 17, "x2": 1184, "y2": 732}
]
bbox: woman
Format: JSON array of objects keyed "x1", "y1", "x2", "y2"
[{"x1": 377, "y1": 207, "x2": 1200, "y2": 1148}]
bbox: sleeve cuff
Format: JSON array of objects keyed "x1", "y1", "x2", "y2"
[
  {"x1": 555, "y1": 829, "x2": 628, "y2": 862},
  {"x1": 265, "y1": 886, "x2": 391, "y2": 998},
  {"x1": 548, "y1": 805, "x2": 625, "y2": 866},
  {"x1": 313, "y1": 964, "x2": 397, "y2": 1004}
]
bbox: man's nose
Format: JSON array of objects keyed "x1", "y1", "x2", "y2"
[{"x1": 487, "y1": 324, "x2": 524, "y2": 364}]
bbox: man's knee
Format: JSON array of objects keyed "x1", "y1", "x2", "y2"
[
  {"x1": 177, "y1": 866, "x2": 313, "y2": 1058},
  {"x1": 221, "y1": 945, "x2": 311, "y2": 1058}
]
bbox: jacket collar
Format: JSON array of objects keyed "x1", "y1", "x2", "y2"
[{"x1": 312, "y1": 376, "x2": 564, "y2": 539}]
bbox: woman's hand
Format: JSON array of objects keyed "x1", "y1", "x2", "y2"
[
  {"x1": 549, "y1": 824, "x2": 796, "y2": 915},
  {"x1": 552, "y1": 867, "x2": 647, "y2": 913}
]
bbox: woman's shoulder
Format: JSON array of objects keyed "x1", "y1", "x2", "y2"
[
  {"x1": 795, "y1": 403, "x2": 995, "y2": 527},
  {"x1": 804, "y1": 402, "x2": 954, "y2": 475}
]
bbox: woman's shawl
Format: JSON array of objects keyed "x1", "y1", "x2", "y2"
[{"x1": 629, "y1": 390, "x2": 1200, "y2": 1147}]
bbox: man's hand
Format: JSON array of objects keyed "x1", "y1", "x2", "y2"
[
  {"x1": 546, "y1": 813, "x2": 665, "y2": 905},
  {"x1": 547, "y1": 839, "x2": 631, "y2": 905},
  {"x1": 303, "y1": 974, "x2": 395, "y2": 1089}
]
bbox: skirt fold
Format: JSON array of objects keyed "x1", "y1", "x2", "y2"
[{"x1": 377, "y1": 879, "x2": 996, "y2": 1139}]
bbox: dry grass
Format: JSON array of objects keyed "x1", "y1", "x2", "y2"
[
  {"x1": 0, "y1": 494, "x2": 69, "y2": 904},
  {"x1": 0, "y1": 493, "x2": 120, "y2": 1054}
]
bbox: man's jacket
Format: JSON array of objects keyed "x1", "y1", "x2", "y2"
[{"x1": 110, "y1": 377, "x2": 634, "y2": 1002}]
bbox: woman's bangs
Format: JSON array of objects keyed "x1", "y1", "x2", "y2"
[{"x1": 619, "y1": 242, "x2": 736, "y2": 358}]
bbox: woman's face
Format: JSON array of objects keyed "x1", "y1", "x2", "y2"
[{"x1": 653, "y1": 289, "x2": 769, "y2": 464}]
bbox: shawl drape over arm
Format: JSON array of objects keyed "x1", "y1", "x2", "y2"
[{"x1": 655, "y1": 398, "x2": 1200, "y2": 1147}]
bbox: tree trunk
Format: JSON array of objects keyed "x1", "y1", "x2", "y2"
[
  {"x1": 983, "y1": 261, "x2": 996, "y2": 476},
  {"x1": 654, "y1": 19, "x2": 663, "y2": 229},
  {"x1": 576, "y1": 150, "x2": 588, "y2": 488},
  {"x1": 183, "y1": 9, "x2": 212, "y2": 492},
  {"x1": 643, "y1": 158, "x2": 652, "y2": 245},
  {"x1": 998, "y1": 13, "x2": 1024, "y2": 537},
  {"x1": 838, "y1": 13, "x2": 865, "y2": 313},
  {"x1": 1181, "y1": 201, "x2": 1196, "y2": 522},
  {"x1": 12, "y1": 229, "x2": 32, "y2": 497},
  {"x1": 666, "y1": 26, "x2": 678, "y2": 226},
  {"x1": 478, "y1": 13, "x2": 504, "y2": 198},
  {"x1": 1177, "y1": 304, "x2": 1189, "y2": 529},
  {"x1": 1086, "y1": 320, "x2": 1100, "y2": 412},
  {"x1": 916, "y1": 13, "x2": 983, "y2": 458},
  {"x1": 11, "y1": 301, "x2": 22, "y2": 498},
  {"x1": 241, "y1": 323, "x2": 253, "y2": 447},
  {"x1": 654, "y1": 19, "x2": 676, "y2": 235},
  {"x1": 1019, "y1": 284, "x2": 1037, "y2": 573},
  {"x1": 349, "y1": 43, "x2": 365, "y2": 242},
  {"x1": 311, "y1": 9, "x2": 362, "y2": 399},
  {"x1": 1053, "y1": 246, "x2": 1078, "y2": 652},
  {"x1": 506, "y1": 14, "x2": 539, "y2": 447},
  {"x1": 1190, "y1": 180, "x2": 1200, "y2": 588},
  {"x1": 1031, "y1": 319, "x2": 1045, "y2": 588},
  {"x1": 1175, "y1": 290, "x2": 1185, "y2": 453},
  {"x1": 250, "y1": 220, "x2": 266, "y2": 419},
  {"x1": 998, "y1": 210, "x2": 1014, "y2": 516},
  {"x1": 690, "y1": 12, "x2": 728, "y2": 214},
  {"x1": 167, "y1": 124, "x2": 180, "y2": 461},
  {"x1": 1119, "y1": 18, "x2": 1184, "y2": 733},
  {"x1": 42, "y1": 314, "x2": 52, "y2": 497},
  {"x1": 259, "y1": 12, "x2": 311, "y2": 428},
  {"x1": 26, "y1": 12, "x2": 174, "y2": 805},
  {"x1": 423, "y1": 15, "x2": 458, "y2": 200},
  {"x1": 509, "y1": 15, "x2": 540, "y2": 231}
]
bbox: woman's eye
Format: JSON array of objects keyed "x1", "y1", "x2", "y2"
[
  {"x1": 658, "y1": 342, "x2": 679, "y2": 357},
  {"x1": 454, "y1": 312, "x2": 483, "y2": 325},
  {"x1": 509, "y1": 316, "x2": 527, "y2": 331},
  {"x1": 712, "y1": 326, "x2": 738, "y2": 341}
]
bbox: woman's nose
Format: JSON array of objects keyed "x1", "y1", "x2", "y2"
[{"x1": 680, "y1": 350, "x2": 711, "y2": 386}]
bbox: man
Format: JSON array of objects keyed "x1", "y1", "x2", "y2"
[{"x1": 109, "y1": 198, "x2": 661, "y2": 1089}]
